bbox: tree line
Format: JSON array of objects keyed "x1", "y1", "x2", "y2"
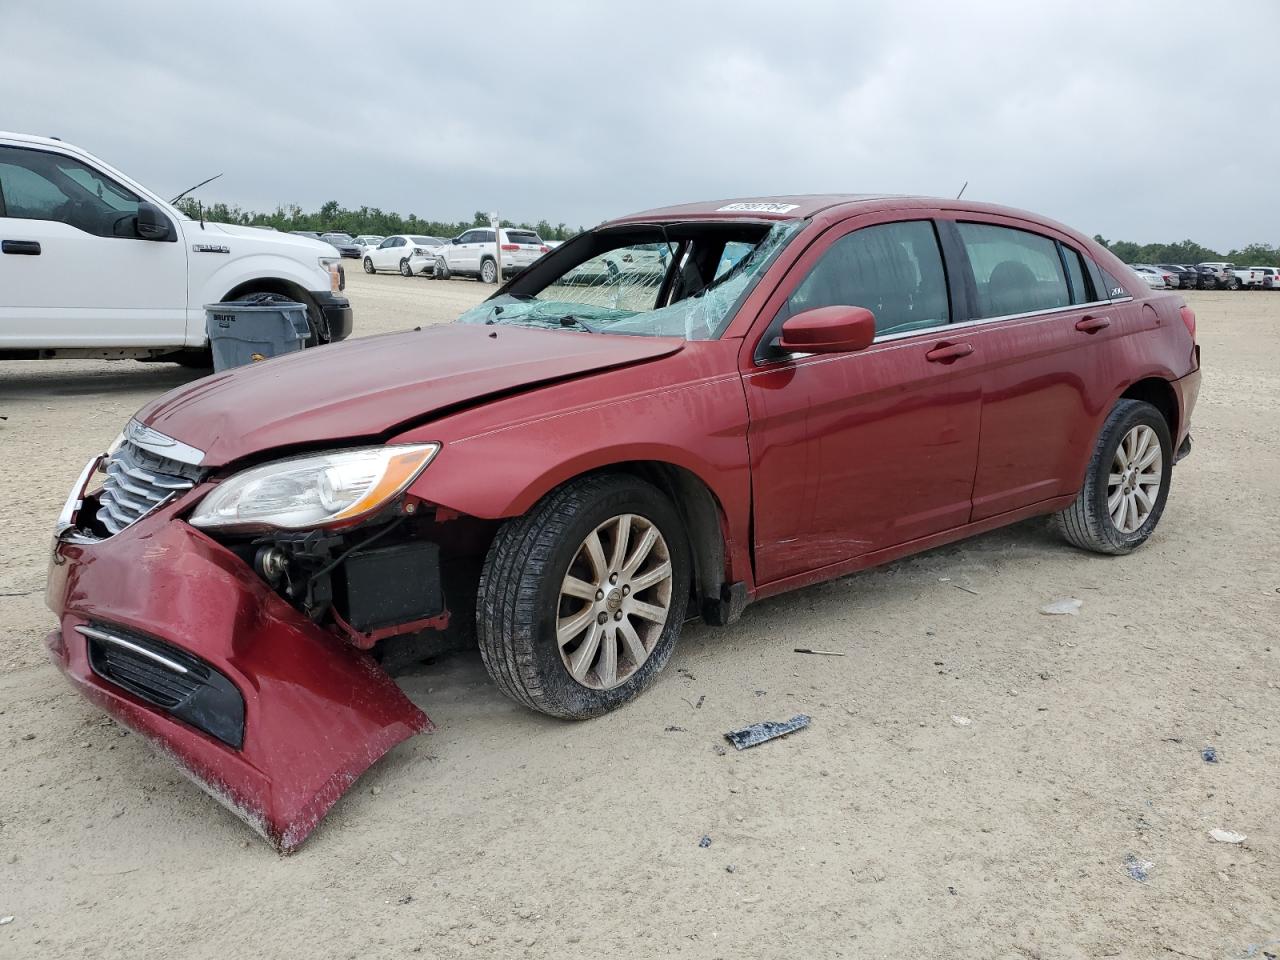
[
  {"x1": 174, "y1": 198, "x2": 584, "y2": 242},
  {"x1": 1092, "y1": 236, "x2": 1280, "y2": 268}
]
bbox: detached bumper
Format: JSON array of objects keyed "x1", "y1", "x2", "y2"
[
  {"x1": 311, "y1": 290, "x2": 354, "y2": 343},
  {"x1": 45, "y1": 506, "x2": 430, "y2": 852}
]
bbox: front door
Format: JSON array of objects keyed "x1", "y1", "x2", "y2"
[
  {"x1": 0, "y1": 144, "x2": 187, "y2": 348},
  {"x1": 743, "y1": 216, "x2": 983, "y2": 586}
]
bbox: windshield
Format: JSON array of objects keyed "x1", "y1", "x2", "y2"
[{"x1": 456, "y1": 220, "x2": 802, "y2": 340}]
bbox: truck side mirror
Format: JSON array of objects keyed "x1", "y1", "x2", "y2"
[{"x1": 136, "y1": 201, "x2": 173, "y2": 242}]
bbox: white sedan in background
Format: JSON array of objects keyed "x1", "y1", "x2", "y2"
[
  {"x1": 362, "y1": 235, "x2": 447, "y2": 276},
  {"x1": 354, "y1": 235, "x2": 385, "y2": 255},
  {"x1": 1131, "y1": 265, "x2": 1169, "y2": 289}
]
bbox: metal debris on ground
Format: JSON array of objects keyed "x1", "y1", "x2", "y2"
[
  {"x1": 1039, "y1": 597, "x2": 1083, "y2": 616},
  {"x1": 0, "y1": 917, "x2": 13, "y2": 925},
  {"x1": 664, "y1": 725, "x2": 688, "y2": 733},
  {"x1": 695, "y1": 695, "x2": 705, "y2": 709},
  {"x1": 1202, "y1": 745, "x2": 1219, "y2": 763},
  {"x1": 698, "y1": 835, "x2": 712, "y2": 848},
  {"x1": 1209, "y1": 829, "x2": 1247, "y2": 844},
  {"x1": 951, "y1": 715, "x2": 973, "y2": 727},
  {"x1": 794, "y1": 648, "x2": 846, "y2": 656},
  {"x1": 724, "y1": 714, "x2": 811, "y2": 750},
  {"x1": 1124, "y1": 854, "x2": 1153, "y2": 883},
  {"x1": 952, "y1": 583, "x2": 980, "y2": 596}
]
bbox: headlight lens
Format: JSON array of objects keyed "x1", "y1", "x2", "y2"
[
  {"x1": 189, "y1": 444, "x2": 439, "y2": 532},
  {"x1": 319, "y1": 256, "x2": 343, "y2": 292}
]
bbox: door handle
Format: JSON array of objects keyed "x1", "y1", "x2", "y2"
[
  {"x1": 924, "y1": 342, "x2": 974, "y2": 363},
  {"x1": 1075, "y1": 315, "x2": 1111, "y2": 333},
  {"x1": 1, "y1": 240, "x2": 41, "y2": 255}
]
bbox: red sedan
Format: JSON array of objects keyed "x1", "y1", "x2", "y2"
[{"x1": 46, "y1": 195, "x2": 1200, "y2": 850}]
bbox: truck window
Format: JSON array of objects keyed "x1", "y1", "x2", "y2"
[{"x1": 0, "y1": 146, "x2": 141, "y2": 238}]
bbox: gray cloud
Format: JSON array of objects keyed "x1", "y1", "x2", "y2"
[{"x1": 7, "y1": 0, "x2": 1276, "y2": 248}]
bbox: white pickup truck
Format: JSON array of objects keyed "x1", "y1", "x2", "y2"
[
  {"x1": 0, "y1": 132, "x2": 352, "y2": 363},
  {"x1": 1229, "y1": 266, "x2": 1265, "y2": 290}
]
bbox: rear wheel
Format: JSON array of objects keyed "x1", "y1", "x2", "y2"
[
  {"x1": 434, "y1": 257, "x2": 451, "y2": 280},
  {"x1": 363, "y1": 256, "x2": 376, "y2": 274},
  {"x1": 1053, "y1": 399, "x2": 1172, "y2": 555},
  {"x1": 399, "y1": 258, "x2": 413, "y2": 277},
  {"x1": 1227, "y1": 276, "x2": 1241, "y2": 291},
  {"x1": 480, "y1": 258, "x2": 498, "y2": 284},
  {"x1": 476, "y1": 474, "x2": 690, "y2": 719}
]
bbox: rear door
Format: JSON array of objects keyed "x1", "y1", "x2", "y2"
[
  {"x1": 0, "y1": 144, "x2": 188, "y2": 348},
  {"x1": 940, "y1": 216, "x2": 1121, "y2": 520},
  {"x1": 742, "y1": 214, "x2": 983, "y2": 585}
]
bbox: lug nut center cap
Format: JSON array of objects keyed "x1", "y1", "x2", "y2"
[{"x1": 606, "y1": 589, "x2": 623, "y2": 611}]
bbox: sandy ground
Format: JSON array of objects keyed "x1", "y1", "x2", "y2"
[{"x1": 1, "y1": 273, "x2": 1277, "y2": 960}]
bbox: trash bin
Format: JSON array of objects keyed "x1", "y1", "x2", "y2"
[{"x1": 204, "y1": 293, "x2": 311, "y2": 372}]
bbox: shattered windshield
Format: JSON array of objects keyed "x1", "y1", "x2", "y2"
[{"x1": 456, "y1": 220, "x2": 803, "y2": 340}]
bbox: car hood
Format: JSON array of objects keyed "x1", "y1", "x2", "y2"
[
  {"x1": 134, "y1": 325, "x2": 684, "y2": 466},
  {"x1": 190, "y1": 221, "x2": 337, "y2": 256}
]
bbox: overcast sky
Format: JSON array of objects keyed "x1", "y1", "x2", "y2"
[{"x1": 6, "y1": 0, "x2": 1275, "y2": 249}]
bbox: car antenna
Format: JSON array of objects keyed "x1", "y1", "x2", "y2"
[
  {"x1": 956, "y1": 181, "x2": 968, "y2": 199},
  {"x1": 170, "y1": 173, "x2": 223, "y2": 204}
]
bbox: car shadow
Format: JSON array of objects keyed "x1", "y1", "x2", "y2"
[{"x1": 0, "y1": 362, "x2": 208, "y2": 401}]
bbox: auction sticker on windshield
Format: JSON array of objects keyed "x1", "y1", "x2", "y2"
[{"x1": 716, "y1": 202, "x2": 799, "y2": 213}]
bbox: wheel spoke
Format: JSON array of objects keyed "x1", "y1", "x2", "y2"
[
  {"x1": 1125, "y1": 493, "x2": 1140, "y2": 531},
  {"x1": 583, "y1": 530, "x2": 608, "y2": 582},
  {"x1": 1108, "y1": 487, "x2": 1125, "y2": 514},
  {"x1": 628, "y1": 598, "x2": 668, "y2": 624},
  {"x1": 618, "y1": 617, "x2": 647, "y2": 665},
  {"x1": 622, "y1": 526, "x2": 658, "y2": 577},
  {"x1": 630, "y1": 560, "x2": 672, "y2": 594},
  {"x1": 1113, "y1": 493, "x2": 1128, "y2": 530},
  {"x1": 1108, "y1": 473, "x2": 1125, "y2": 488},
  {"x1": 1136, "y1": 446, "x2": 1161, "y2": 472},
  {"x1": 557, "y1": 606, "x2": 594, "y2": 647},
  {"x1": 569, "y1": 623, "x2": 604, "y2": 680},
  {"x1": 597, "y1": 629, "x2": 618, "y2": 687},
  {"x1": 1134, "y1": 485, "x2": 1153, "y2": 513},
  {"x1": 1113, "y1": 445, "x2": 1129, "y2": 469},
  {"x1": 608, "y1": 514, "x2": 632, "y2": 572},
  {"x1": 561, "y1": 575, "x2": 598, "y2": 601}
]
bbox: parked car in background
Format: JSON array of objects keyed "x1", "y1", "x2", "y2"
[
  {"x1": 1190, "y1": 266, "x2": 1217, "y2": 290},
  {"x1": 1156, "y1": 264, "x2": 1197, "y2": 289},
  {"x1": 0, "y1": 131, "x2": 352, "y2": 364},
  {"x1": 354, "y1": 235, "x2": 385, "y2": 254},
  {"x1": 363, "y1": 235, "x2": 447, "y2": 276},
  {"x1": 46, "y1": 194, "x2": 1199, "y2": 851},
  {"x1": 319, "y1": 233, "x2": 363, "y2": 259},
  {"x1": 1229, "y1": 267, "x2": 1264, "y2": 290},
  {"x1": 290, "y1": 230, "x2": 322, "y2": 241},
  {"x1": 1250, "y1": 266, "x2": 1279, "y2": 289},
  {"x1": 433, "y1": 227, "x2": 550, "y2": 283},
  {"x1": 1197, "y1": 262, "x2": 1237, "y2": 289},
  {"x1": 1132, "y1": 266, "x2": 1169, "y2": 289}
]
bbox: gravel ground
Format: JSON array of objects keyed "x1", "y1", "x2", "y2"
[{"x1": 0, "y1": 275, "x2": 1277, "y2": 959}]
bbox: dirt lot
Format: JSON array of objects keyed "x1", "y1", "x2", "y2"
[{"x1": 1, "y1": 273, "x2": 1277, "y2": 959}]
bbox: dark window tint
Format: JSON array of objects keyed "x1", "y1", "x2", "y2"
[
  {"x1": 957, "y1": 223, "x2": 1070, "y2": 317},
  {"x1": 478, "y1": 230, "x2": 496, "y2": 243},
  {"x1": 458, "y1": 231, "x2": 478, "y2": 243},
  {"x1": 0, "y1": 145, "x2": 141, "y2": 237},
  {"x1": 409, "y1": 236, "x2": 440, "y2": 245},
  {"x1": 1099, "y1": 267, "x2": 1130, "y2": 299},
  {"x1": 786, "y1": 220, "x2": 950, "y2": 337},
  {"x1": 505, "y1": 230, "x2": 541, "y2": 245},
  {"x1": 1060, "y1": 244, "x2": 1094, "y2": 304}
]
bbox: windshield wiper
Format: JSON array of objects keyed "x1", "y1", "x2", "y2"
[{"x1": 558, "y1": 315, "x2": 598, "y2": 334}]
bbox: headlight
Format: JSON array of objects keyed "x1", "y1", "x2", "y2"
[
  {"x1": 189, "y1": 444, "x2": 439, "y2": 532},
  {"x1": 319, "y1": 257, "x2": 343, "y2": 292}
]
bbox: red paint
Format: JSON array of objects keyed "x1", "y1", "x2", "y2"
[{"x1": 49, "y1": 195, "x2": 1201, "y2": 849}]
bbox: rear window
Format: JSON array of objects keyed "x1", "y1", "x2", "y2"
[
  {"x1": 957, "y1": 223, "x2": 1070, "y2": 318},
  {"x1": 409, "y1": 236, "x2": 440, "y2": 245},
  {"x1": 506, "y1": 231, "x2": 542, "y2": 246}
]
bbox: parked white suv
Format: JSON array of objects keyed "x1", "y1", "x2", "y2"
[
  {"x1": 433, "y1": 227, "x2": 548, "y2": 283},
  {"x1": 0, "y1": 132, "x2": 352, "y2": 363}
]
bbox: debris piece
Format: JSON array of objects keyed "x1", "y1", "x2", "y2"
[
  {"x1": 398, "y1": 894, "x2": 414, "y2": 905},
  {"x1": 1209, "y1": 829, "x2": 1246, "y2": 844},
  {"x1": 724, "y1": 715, "x2": 811, "y2": 751},
  {"x1": 947, "y1": 886, "x2": 957, "y2": 896},
  {"x1": 1124, "y1": 854, "x2": 1153, "y2": 883},
  {"x1": 952, "y1": 584, "x2": 980, "y2": 596},
  {"x1": 20, "y1": 733, "x2": 34, "y2": 741},
  {"x1": 698, "y1": 835, "x2": 712, "y2": 848},
  {"x1": 664, "y1": 725, "x2": 687, "y2": 733},
  {"x1": 794, "y1": 648, "x2": 845, "y2": 657},
  {"x1": 753, "y1": 690, "x2": 766, "y2": 697},
  {"x1": 951, "y1": 715, "x2": 972, "y2": 727},
  {"x1": 712, "y1": 744, "x2": 726, "y2": 756},
  {"x1": 390, "y1": 851, "x2": 407, "y2": 866},
  {"x1": 0, "y1": 917, "x2": 12, "y2": 925},
  {"x1": 371, "y1": 785, "x2": 383, "y2": 796},
  {"x1": 1202, "y1": 746, "x2": 1219, "y2": 764},
  {"x1": 695, "y1": 695, "x2": 705, "y2": 709},
  {"x1": 1039, "y1": 597, "x2": 1083, "y2": 616},
  {"x1": 725, "y1": 864, "x2": 736, "y2": 873}
]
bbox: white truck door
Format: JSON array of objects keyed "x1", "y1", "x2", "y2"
[{"x1": 0, "y1": 144, "x2": 188, "y2": 349}]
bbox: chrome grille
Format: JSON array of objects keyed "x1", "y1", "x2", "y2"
[{"x1": 96, "y1": 439, "x2": 202, "y2": 535}]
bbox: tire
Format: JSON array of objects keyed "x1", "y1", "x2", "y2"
[
  {"x1": 173, "y1": 348, "x2": 213, "y2": 370},
  {"x1": 399, "y1": 258, "x2": 413, "y2": 277},
  {"x1": 480, "y1": 258, "x2": 497, "y2": 284},
  {"x1": 1053, "y1": 399, "x2": 1173, "y2": 555},
  {"x1": 476, "y1": 474, "x2": 691, "y2": 719},
  {"x1": 1227, "y1": 277, "x2": 1240, "y2": 291},
  {"x1": 363, "y1": 257, "x2": 376, "y2": 274},
  {"x1": 434, "y1": 257, "x2": 451, "y2": 280}
]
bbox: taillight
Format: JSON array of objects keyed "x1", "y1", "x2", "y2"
[
  {"x1": 540, "y1": 245, "x2": 550, "y2": 253},
  {"x1": 1179, "y1": 305, "x2": 1197, "y2": 340},
  {"x1": 500, "y1": 243, "x2": 519, "y2": 251}
]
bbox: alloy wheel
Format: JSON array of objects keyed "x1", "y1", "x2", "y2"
[
  {"x1": 556, "y1": 513, "x2": 672, "y2": 690},
  {"x1": 1108, "y1": 424, "x2": 1163, "y2": 534}
]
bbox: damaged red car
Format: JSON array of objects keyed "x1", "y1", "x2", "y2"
[{"x1": 46, "y1": 195, "x2": 1200, "y2": 851}]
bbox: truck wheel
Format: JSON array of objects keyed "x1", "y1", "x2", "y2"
[
  {"x1": 434, "y1": 257, "x2": 451, "y2": 280},
  {"x1": 399, "y1": 258, "x2": 413, "y2": 277},
  {"x1": 1227, "y1": 277, "x2": 1240, "y2": 291},
  {"x1": 477, "y1": 474, "x2": 690, "y2": 719},
  {"x1": 1053, "y1": 399, "x2": 1172, "y2": 556},
  {"x1": 363, "y1": 257, "x2": 376, "y2": 274},
  {"x1": 174, "y1": 349, "x2": 213, "y2": 370},
  {"x1": 480, "y1": 258, "x2": 498, "y2": 284}
]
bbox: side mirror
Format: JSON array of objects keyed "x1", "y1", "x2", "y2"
[
  {"x1": 778, "y1": 305, "x2": 876, "y2": 354},
  {"x1": 136, "y1": 201, "x2": 173, "y2": 241},
  {"x1": 452, "y1": 237, "x2": 461, "y2": 245}
]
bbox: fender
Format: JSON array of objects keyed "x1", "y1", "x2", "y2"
[{"x1": 187, "y1": 250, "x2": 333, "y2": 346}]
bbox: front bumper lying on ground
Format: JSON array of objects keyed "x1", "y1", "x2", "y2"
[{"x1": 46, "y1": 502, "x2": 431, "y2": 852}]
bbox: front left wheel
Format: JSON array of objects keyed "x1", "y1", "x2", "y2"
[
  {"x1": 476, "y1": 474, "x2": 690, "y2": 719},
  {"x1": 363, "y1": 257, "x2": 376, "y2": 274}
]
